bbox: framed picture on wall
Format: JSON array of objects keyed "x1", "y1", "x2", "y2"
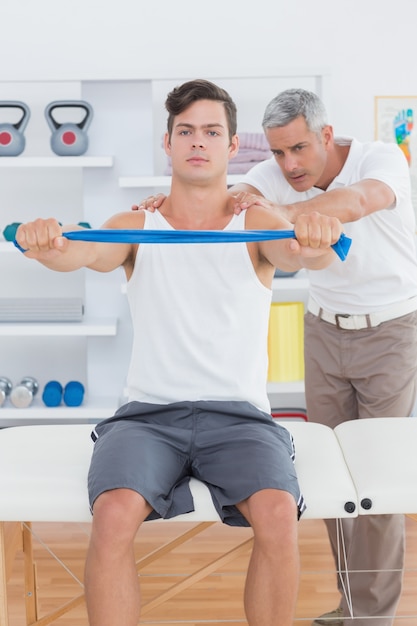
[{"x1": 375, "y1": 95, "x2": 417, "y2": 211}]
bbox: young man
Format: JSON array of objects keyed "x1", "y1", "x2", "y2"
[
  {"x1": 136, "y1": 87, "x2": 417, "y2": 626},
  {"x1": 16, "y1": 80, "x2": 343, "y2": 626}
]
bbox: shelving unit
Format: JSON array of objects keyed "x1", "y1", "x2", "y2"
[{"x1": 0, "y1": 80, "x2": 124, "y2": 426}]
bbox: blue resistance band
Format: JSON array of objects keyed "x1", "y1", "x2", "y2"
[{"x1": 14, "y1": 229, "x2": 352, "y2": 261}]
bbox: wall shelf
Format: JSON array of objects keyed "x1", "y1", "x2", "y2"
[
  {"x1": 0, "y1": 395, "x2": 118, "y2": 426},
  {"x1": 0, "y1": 318, "x2": 118, "y2": 337},
  {"x1": 272, "y1": 270, "x2": 309, "y2": 292},
  {"x1": 0, "y1": 156, "x2": 113, "y2": 168},
  {"x1": 119, "y1": 174, "x2": 243, "y2": 188},
  {"x1": 0, "y1": 382, "x2": 305, "y2": 426},
  {"x1": 267, "y1": 381, "x2": 305, "y2": 395},
  {"x1": 267, "y1": 380, "x2": 305, "y2": 410}
]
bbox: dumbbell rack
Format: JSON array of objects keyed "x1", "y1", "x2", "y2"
[{"x1": 0, "y1": 276, "x2": 119, "y2": 426}]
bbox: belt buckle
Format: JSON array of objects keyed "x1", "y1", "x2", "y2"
[{"x1": 335, "y1": 313, "x2": 350, "y2": 329}]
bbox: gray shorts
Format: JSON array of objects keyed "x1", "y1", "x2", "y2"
[{"x1": 88, "y1": 400, "x2": 305, "y2": 526}]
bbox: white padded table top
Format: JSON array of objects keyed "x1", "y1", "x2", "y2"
[
  {"x1": 0, "y1": 424, "x2": 94, "y2": 522},
  {"x1": 283, "y1": 421, "x2": 358, "y2": 519},
  {"x1": 334, "y1": 417, "x2": 417, "y2": 515},
  {"x1": 0, "y1": 421, "x2": 358, "y2": 523}
]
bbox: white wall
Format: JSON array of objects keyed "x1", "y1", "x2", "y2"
[{"x1": 1, "y1": 0, "x2": 416, "y2": 141}]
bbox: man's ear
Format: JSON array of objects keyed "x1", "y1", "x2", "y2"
[
  {"x1": 321, "y1": 125, "x2": 334, "y2": 149},
  {"x1": 163, "y1": 132, "x2": 171, "y2": 155},
  {"x1": 229, "y1": 134, "x2": 240, "y2": 159}
]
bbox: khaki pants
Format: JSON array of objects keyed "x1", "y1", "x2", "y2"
[{"x1": 304, "y1": 310, "x2": 417, "y2": 625}]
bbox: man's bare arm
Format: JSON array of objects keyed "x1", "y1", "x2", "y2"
[
  {"x1": 245, "y1": 207, "x2": 343, "y2": 275},
  {"x1": 15, "y1": 211, "x2": 144, "y2": 274},
  {"x1": 229, "y1": 179, "x2": 396, "y2": 224},
  {"x1": 282, "y1": 179, "x2": 395, "y2": 223}
]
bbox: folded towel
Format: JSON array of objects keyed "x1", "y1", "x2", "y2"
[
  {"x1": 238, "y1": 132, "x2": 270, "y2": 151},
  {"x1": 231, "y1": 148, "x2": 271, "y2": 163},
  {"x1": 227, "y1": 161, "x2": 267, "y2": 175}
]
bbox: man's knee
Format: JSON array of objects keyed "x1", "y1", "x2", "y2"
[
  {"x1": 240, "y1": 488, "x2": 298, "y2": 536},
  {"x1": 91, "y1": 488, "x2": 151, "y2": 542}
]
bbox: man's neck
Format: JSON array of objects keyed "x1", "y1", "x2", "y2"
[
  {"x1": 160, "y1": 178, "x2": 234, "y2": 230},
  {"x1": 314, "y1": 143, "x2": 350, "y2": 191}
]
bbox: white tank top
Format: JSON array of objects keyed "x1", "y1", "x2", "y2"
[{"x1": 126, "y1": 209, "x2": 272, "y2": 413}]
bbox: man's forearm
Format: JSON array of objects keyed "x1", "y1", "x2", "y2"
[
  {"x1": 283, "y1": 179, "x2": 395, "y2": 224},
  {"x1": 283, "y1": 188, "x2": 362, "y2": 224}
]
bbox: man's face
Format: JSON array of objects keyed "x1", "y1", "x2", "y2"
[
  {"x1": 165, "y1": 99, "x2": 238, "y2": 183},
  {"x1": 265, "y1": 116, "x2": 332, "y2": 192}
]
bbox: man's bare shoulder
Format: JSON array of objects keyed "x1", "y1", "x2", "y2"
[{"x1": 103, "y1": 209, "x2": 147, "y2": 230}]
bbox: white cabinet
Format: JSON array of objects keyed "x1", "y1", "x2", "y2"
[{"x1": 0, "y1": 74, "x2": 322, "y2": 424}]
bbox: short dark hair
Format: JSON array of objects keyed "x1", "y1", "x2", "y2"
[{"x1": 165, "y1": 79, "x2": 237, "y2": 143}]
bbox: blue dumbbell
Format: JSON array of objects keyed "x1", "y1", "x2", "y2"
[
  {"x1": 42, "y1": 380, "x2": 63, "y2": 407},
  {"x1": 63, "y1": 381, "x2": 85, "y2": 406}
]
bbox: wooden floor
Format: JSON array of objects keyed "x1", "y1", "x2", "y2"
[{"x1": 6, "y1": 517, "x2": 417, "y2": 625}]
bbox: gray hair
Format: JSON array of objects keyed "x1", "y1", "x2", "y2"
[{"x1": 262, "y1": 88, "x2": 328, "y2": 135}]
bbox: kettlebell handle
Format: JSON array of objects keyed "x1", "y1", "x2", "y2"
[
  {"x1": 45, "y1": 100, "x2": 93, "y2": 131},
  {"x1": 0, "y1": 101, "x2": 30, "y2": 132}
]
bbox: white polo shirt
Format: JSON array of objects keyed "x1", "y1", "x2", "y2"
[{"x1": 244, "y1": 137, "x2": 417, "y2": 314}]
